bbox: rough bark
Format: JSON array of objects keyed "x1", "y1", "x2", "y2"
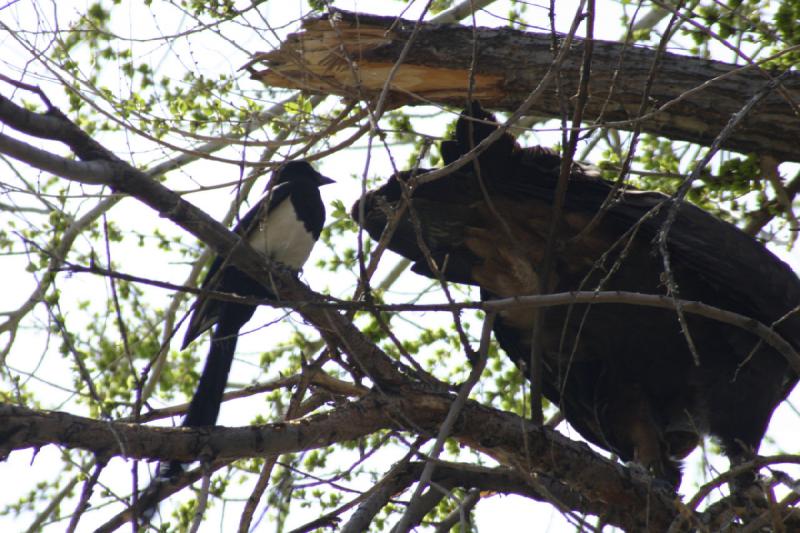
[
  {"x1": 248, "y1": 9, "x2": 800, "y2": 162},
  {"x1": 0, "y1": 391, "x2": 677, "y2": 531},
  {"x1": 0, "y1": 399, "x2": 391, "y2": 464}
]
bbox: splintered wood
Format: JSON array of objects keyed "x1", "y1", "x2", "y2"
[
  {"x1": 246, "y1": 10, "x2": 800, "y2": 161},
  {"x1": 247, "y1": 16, "x2": 502, "y2": 104}
]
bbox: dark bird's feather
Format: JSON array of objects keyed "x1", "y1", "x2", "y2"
[{"x1": 352, "y1": 103, "x2": 800, "y2": 489}]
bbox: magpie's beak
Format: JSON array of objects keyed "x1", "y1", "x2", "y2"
[{"x1": 317, "y1": 174, "x2": 335, "y2": 186}]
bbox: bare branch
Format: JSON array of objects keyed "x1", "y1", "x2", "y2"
[
  {"x1": 251, "y1": 10, "x2": 800, "y2": 161},
  {"x1": 0, "y1": 387, "x2": 680, "y2": 531}
]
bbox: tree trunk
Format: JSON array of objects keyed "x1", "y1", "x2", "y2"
[{"x1": 249, "y1": 9, "x2": 800, "y2": 162}]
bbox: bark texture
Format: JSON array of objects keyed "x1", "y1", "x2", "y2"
[
  {"x1": 249, "y1": 9, "x2": 800, "y2": 162},
  {"x1": 0, "y1": 393, "x2": 677, "y2": 531}
]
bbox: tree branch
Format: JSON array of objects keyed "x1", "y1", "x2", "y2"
[
  {"x1": 0, "y1": 390, "x2": 680, "y2": 531},
  {"x1": 249, "y1": 9, "x2": 800, "y2": 162},
  {"x1": 0, "y1": 94, "x2": 408, "y2": 390}
]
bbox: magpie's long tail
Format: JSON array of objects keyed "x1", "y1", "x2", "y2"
[
  {"x1": 161, "y1": 314, "x2": 242, "y2": 478},
  {"x1": 184, "y1": 315, "x2": 242, "y2": 427},
  {"x1": 140, "y1": 306, "x2": 253, "y2": 522}
]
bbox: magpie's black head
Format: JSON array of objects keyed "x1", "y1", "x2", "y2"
[{"x1": 276, "y1": 160, "x2": 335, "y2": 187}]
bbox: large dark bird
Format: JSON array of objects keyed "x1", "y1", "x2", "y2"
[{"x1": 352, "y1": 103, "x2": 800, "y2": 489}]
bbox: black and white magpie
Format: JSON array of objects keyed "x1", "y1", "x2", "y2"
[
  {"x1": 179, "y1": 160, "x2": 333, "y2": 432},
  {"x1": 139, "y1": 161, "x2": 332, "y2": 522}
]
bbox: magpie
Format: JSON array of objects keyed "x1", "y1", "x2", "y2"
[
  {"x1": 177, "y1": 160, "x2": 333, "y2": 432},
  {"x1": 181, "y1": 161, "x2": 333, "y2": 427},
  {"x1": 153, "y1": 160, "x2": 332, "y2": 488},
  {"x1": 138, "y1": 161, "x2": 331, "y2": 523}
]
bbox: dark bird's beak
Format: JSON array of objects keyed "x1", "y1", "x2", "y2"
[{"x1": 317, "y1": 174, "x2": 335, "y2": 186}]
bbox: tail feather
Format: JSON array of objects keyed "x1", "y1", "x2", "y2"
[
  {"x1": 140, "y1": 305, "x2": 253, "y2": 524},
  {"x1": 183, "y1": 324, "x2": 239, "y2": 427}
]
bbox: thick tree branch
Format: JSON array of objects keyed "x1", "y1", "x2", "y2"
[
  {"x1": 0, "y1": 132, "x2": 113, "y2": 183},
  {"x1": 249, "y1": 10, "x2": 800, "y2": 162},
  {"x1": 0, "y1": 399, "x2": 391, "y2": 463},
  {"x1": 0, "y1": 390, "x2": 678, "y2": 531}
]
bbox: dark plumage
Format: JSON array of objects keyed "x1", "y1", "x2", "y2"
[{"x1": 351, "y1": 103, "x2": 800, "y2": 489}]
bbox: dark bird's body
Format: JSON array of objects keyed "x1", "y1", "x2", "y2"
[
  {"x1": 352, "y1": 103, "x2": 800, "y2": 488},
  {"x1": 181, "y1": 160, "x2": 332, "y2": 429}
]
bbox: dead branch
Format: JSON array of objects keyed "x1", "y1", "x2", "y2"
[{"x1": 248, "y1": 9, "x2": 800, "y2": 162}]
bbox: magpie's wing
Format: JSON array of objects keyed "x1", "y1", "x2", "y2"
[
  {"x1": 231, "y1": 181, "x2": 292, "y2": 236},
  {"x1": 181, "y1": 182, "x2": 292, "y2": 349}
]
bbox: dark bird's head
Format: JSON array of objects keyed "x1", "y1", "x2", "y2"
[
  {"x1": 275, "y1": 160, "x2": 335, "y2": 187},
  {"x1": 440, "y1": 101, "x2": 519, "y2": 175}
]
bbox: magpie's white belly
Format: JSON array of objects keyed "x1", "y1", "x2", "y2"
[{"x1": 247, "y1": 200, "x2": 316, "y2": 269}]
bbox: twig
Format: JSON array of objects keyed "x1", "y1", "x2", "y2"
[
  {"x1": 66, "y1": 459, "x2": 108, "y2": 533},
  {"x1": 570, "y1": 3, "x2": 683, "y2": 245},
  {"x1": 24, "y1": 476, "x2": 80, "y2": 533},
  {"x1": 657, "y1": 71, "x2": 791, "y2": 365},
  {"x1": 339, "y1": 445, "x2": 425, "y2": 533},
  {"x1": 433, "y1": 488, "x2": 480, "y2": 532},
  {"x1": 393, "y1": 313, "x2": 495, "y2": 532},
  {"x1": 55, "y1": 261, "x2": 800, "y2": 372},
  {"x1": 531, "y1": 0, "x2": 591, "y2": 425},
  {"x1": 188, "y1": 467, "x2": 212, "y2": 533}
]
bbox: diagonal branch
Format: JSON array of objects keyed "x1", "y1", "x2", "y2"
[{"x1": 0, "y1": 94, "x2": 407, "y2": 389}]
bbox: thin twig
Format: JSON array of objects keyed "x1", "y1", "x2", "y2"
[
  {"x1": 657, "y1": 71, "x2": 791, "y2": 365},
  {"x1": 393, "y1": 313, "x2": 495, "y2": 532}
]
